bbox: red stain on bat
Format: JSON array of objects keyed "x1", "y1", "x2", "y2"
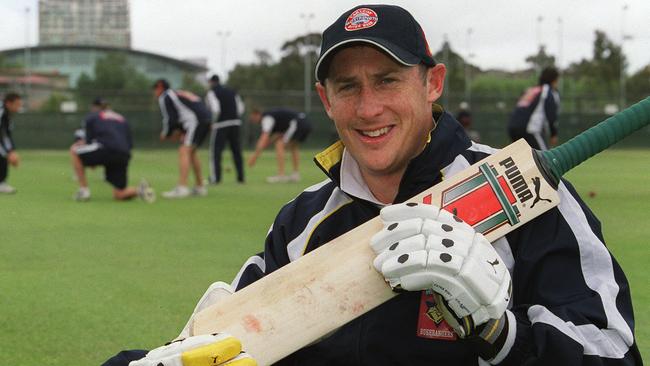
[
  {"x1": 352, "y1": 303, "x2": 365, "y2": 313},
  {"x1": 243, "y1": 315, "x2": 262, "y2": 333}
]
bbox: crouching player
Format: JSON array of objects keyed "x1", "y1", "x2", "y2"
[{"x1": 70, "y1": 98, "x2": 154, "y2": 202}]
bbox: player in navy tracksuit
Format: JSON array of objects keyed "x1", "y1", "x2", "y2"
[
  {"x1": 104, "y1": 5, "x2": 640, "y2": 366},
  {"x1": 205, "y1": 75, "x2": 245, "y2": 184},
  {"x1": 70, "y1": 98, "x2": 151, "y2": 202},
  {"x1": 508, "y1": 67, "x2": 560, "y2": 150},
  {"x1": 248, "y1": 108, "x2": 311, "y2": 183},
  {"x1": 0, "y1": 92, "x2": 22, "y2": 194},
  {"x1": 154, "y1": 79, "x2": 211, "y2": 198}
]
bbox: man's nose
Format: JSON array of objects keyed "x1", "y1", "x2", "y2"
[{"x1": 356, "y1": 86, "x2": 383, "y2": 119}]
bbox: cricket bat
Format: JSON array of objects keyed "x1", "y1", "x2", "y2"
[{"x1": 192, "y1": 97, "x2": 650, "y2": 365}]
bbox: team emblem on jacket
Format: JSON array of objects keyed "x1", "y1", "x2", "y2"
[
  {"x1": 417, "y1": 290, "x2": 456, "y2": 341},
  {"x1": 345, "y1": 8, "x2": 378, "y2": 31}
]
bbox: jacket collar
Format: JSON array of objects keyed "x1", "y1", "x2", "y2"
[{"x1": 314, "y1": 104, "x2": 472, "y2": 204}]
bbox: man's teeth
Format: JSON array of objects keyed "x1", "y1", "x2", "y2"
[{"x1": 361, "y1": 127, "x2": 390, "y2": 137}]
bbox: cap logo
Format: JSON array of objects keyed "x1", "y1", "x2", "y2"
[{"x1": 345, "y1": 8, "x2": 378, "y2": 31}]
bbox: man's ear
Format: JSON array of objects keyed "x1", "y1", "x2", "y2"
[
  {"x1": 426, "y1": 64, "x2": 446, "y2": 103},
  {"x1": 315, "y1": 82, "x2": 333, "y2": 119}
]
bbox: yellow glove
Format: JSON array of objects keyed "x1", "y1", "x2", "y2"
[{"x1": 129, "y1": 333, "x2": 256, "y2": 366}]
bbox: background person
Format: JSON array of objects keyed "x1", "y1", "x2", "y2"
[
  {"x1": 205, "y1": 74, "x2": 246, "y2": 184},
  {"x1": 456, "y1": 109, "x2": 481, "y2": 142},
  {"x1": 507, "y1": 66, "x2": 560, "y2": 150},
  {"x1": 154, "y1": 79, "x2": 211, "y2": 198},
  {"x1": 0, "y1": 92, "x2": 22, "y2": 194},
  {"x1": 248, "y1": 107, "x2": 311, "y2": 183},
  {"x1": 105, "y1": 5, "x2": 639, "y2": 366},
  {"x1": 70, "y1": 98, "x2": 154, "y2": 202}
]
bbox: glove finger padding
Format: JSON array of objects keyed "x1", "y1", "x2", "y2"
[
  {"x1": 130, "y1": 333, "x2": 257, "y2": 366},
  {"x1": 370, "y1": 218, "x2": 425, "y2": 253},
  {"x1": 372, "y1": 202, "x2": 511, "y2": 328},
  {"x1": 223, "y1": 353, "x2": 257, "y2": 366},
  {"x1": 379, "y1": 202, "x2": 441, "y2": 222}
]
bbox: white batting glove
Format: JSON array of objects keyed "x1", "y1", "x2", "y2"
[
  {"x1": 176, "y1": 281, "x2": 234, "y2": 340},
  {"x1": 129, "y1": 333, "x2": 256, "y2": 366},
  {"x1": 370, "y1": 202, "x2": 511, "y2": 340}
]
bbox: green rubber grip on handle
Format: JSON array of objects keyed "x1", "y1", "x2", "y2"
[{"x1": 541, "y1": 96, "x2": 650, "y2": 181}]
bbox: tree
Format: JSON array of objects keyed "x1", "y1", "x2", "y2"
[
  {"x1": 75, "y1": 52, "x2": 152, "y2": 111},
  {"x1": 181, "y1": 73, "x2": 206, "y2": 95},
  {"x1": 525, "y1": 45, "x2": 556, "y2": 71},
  {"x1": 433, "y1": 40, "x2": 468, "y2": 100},
  {"x1": 564, "y1": 30, "x2": 625, "y2": 98},
  {"x1": 227, "y1": 32, "x2": 322, "y2": 93},
  {"x1": 39, "y1": 93, "x2": 73, "y2": 112},
  {"x1": 627, "y1": 65, "x2": 650, "y2": 101}
]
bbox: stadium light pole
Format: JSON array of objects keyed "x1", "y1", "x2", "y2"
[
  {"x1": 24, "y1": 6, "x2": 31, "y2": 110},
  {"x1": 464, "y1": 27, "x2": 474, "y2": 108},
  {"x1": 619, "y1": 4, "x2": 629, "y2": 110},
  {"x1": 442, "y1": 33, "x2": 450, "y2": 108},
  {"x1": 300, "y1": 13, "x2": 315, "y2": 113},
  {"x1": 557, "y1": 17, "x2": 564, "y2": 94},
  {"x1": 536, "y1": 15, "x2": 543, "y2": 45},
  {"x1": 556, "y1": 17, "x2": 563, "y2": 70},
  {"x1": 536, "y1": 16, "x2": 544, "y2": 73},
  {"x1": 217, "y1": 30, "x2": 231, "y2": 79}
]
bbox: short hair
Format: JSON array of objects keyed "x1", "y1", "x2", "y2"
[
  {"x1": 92, "y1": 97, "x2": 108, "y2": 107},
  {"x1": 539, "y1": 67, "x2": 559, "y2": 85},
  {"x1": 418, "y1": 63, "x2": 434, "y2": 84},
  {"x1": 3, "y1": 92, "x2": 21, "y2": 104},
  {"x1": 209, "y1": 74, "x2": 220, "y2": 83},
  {"x1": 153, "y1": 79, "x2": 170, "y2": 90}
]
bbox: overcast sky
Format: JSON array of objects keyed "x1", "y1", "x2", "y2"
[{"x1": 1, "y1": 0, "x2": 649, "y2": 77}]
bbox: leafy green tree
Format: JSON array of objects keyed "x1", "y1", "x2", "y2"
[
  {"x1": 181, "y1": 73, "x2": 206, "y2": 95},
  {"x1": 564, "y1": 30, "x2": 625, "y2": 99},
  {"x1": 525, "y1": 45, "x2": 556, "y2": 71},
  {"x1": 433, "y1": 41, "x2": 468, "y2": 99},
  {"x1": 75, "y1": 52, "x2": 152, "y2": 111},
  {"x1": 39, "y1": 93, "x2": 73, "y2": 112},
  {"x1": 228, "y1": 32, "x2": 322, "y2": 92},
  {"x1": 627, "y1": 65, "x2": 650, "y2": 101}
]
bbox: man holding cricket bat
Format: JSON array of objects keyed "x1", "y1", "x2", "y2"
[{"x1": 106, "y1": 4, "x2": 640, "y2": 365}]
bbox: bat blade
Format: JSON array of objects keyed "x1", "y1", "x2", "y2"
[{"x1": 192, "y1": 139, "x2": 558, "y2": 365}]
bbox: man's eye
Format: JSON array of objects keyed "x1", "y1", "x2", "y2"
[
  {"x1": 338, "y1": 84, "x2": 355, "y2": 92},
  {"x1": 381, "y1": 78, "x2": 396, "y2": 85}
]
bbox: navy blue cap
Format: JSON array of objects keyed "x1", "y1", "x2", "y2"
[{"x1": 315, "y1": 5, "x2": 436, "y2": 82}]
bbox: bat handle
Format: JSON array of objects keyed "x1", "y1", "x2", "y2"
[{"x1": 540, "y1": 96, "x2": 650, "y2": 182}]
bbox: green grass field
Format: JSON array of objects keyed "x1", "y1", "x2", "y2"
[{"x1": 1, "y1": 148, "x2": 648, "y2": 365}]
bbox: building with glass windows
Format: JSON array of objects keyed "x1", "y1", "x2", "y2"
[{"x1": 39, "y1": 0, "x2": 131, "y2": 48}]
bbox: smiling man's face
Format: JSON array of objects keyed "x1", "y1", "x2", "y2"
[{"x1": 317, "y1": 45, "x2": 444, "y2": 180}]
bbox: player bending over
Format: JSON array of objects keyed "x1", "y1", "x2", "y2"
[
  {"x1": 154, "y1": 79, "x2": 212, "y2": 199},
  {"x1": 248, "y1": 108, "x2": 311, "y2": 183}
]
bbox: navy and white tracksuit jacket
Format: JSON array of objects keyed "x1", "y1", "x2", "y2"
[
  {"x1": 158, "y1": 89, "x2": 211, "y2": 138},
  {"x1": 259, "y1": 108, "x2": 311, "y2": 143},
  {"x1": 232, "y1": 107, "x2": 640, "y2": 365},
  {"x1": 508, "y1": 84, "x2": 560, "y2": 150},
  {"x1": 0, "y1": 106, "x2": 16, "y2": 159},
  {"x1": 205, "y1": 84, "x2": 245, "y2": 183},
  {"x1": 83, "y1": 110, "x2": 133, "y2": 156}
]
